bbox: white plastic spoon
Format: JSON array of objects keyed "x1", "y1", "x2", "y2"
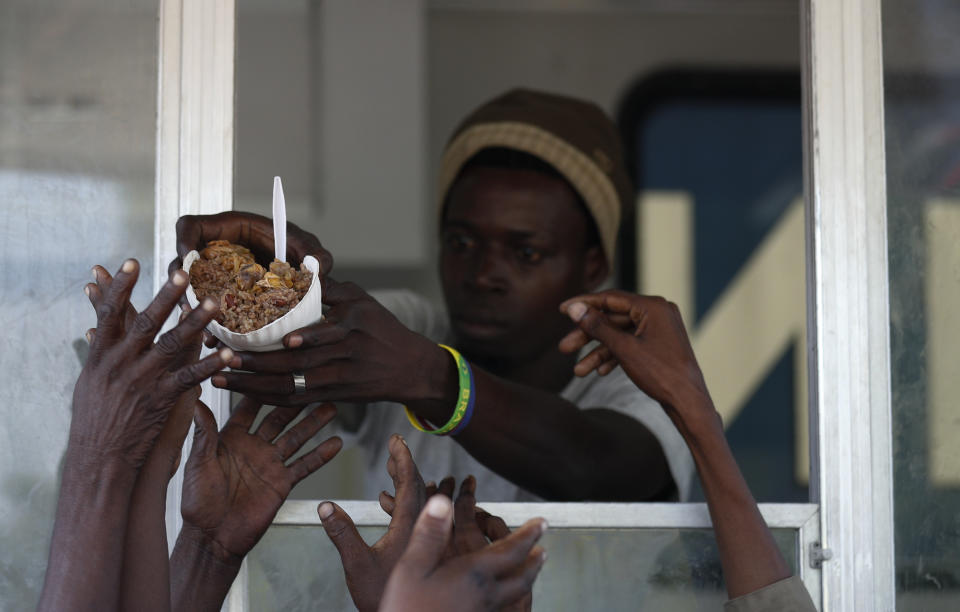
[{"x1": 272, "y1": 176, "x2": 287, "y2": 263}]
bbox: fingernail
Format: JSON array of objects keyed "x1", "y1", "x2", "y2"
[
  {"x1": 287, "y1": 334, "x2": 303, "y2": 348},
  {"x1": 91, "y1": 267, "x2": 99, "y2": 280},
  {"x1": 539, "y1": 520, "x2": 549, "y2": 536},
  {"x1": 85, "y1": 330, "x2": 93, "y2": 343},
  {"x1": 425, "y1": 495, "x2": 450, "y2": 519},
  {"x1": 425, "y1": 481, "x2": 436, "y2": 489},
  {"x1": 229, "y1": 356, "x2": 242, "y2": 369},
  {"x1": 84, "y1": 285, "x2": 91, "y2": 297},
  {"x1": 541, "y1": 549, "x2": 548, "y2": 562},
  {"x1": 171, "y1": 270, "x2": 187, "y2": 286},
  {"x1": 122, "y1": 259, "x2": 136, "y2": 273},
  {"x1": 202, "y1": 298, "x2": 217, "y2": 312},
  {"x1": 219, "y1": 348, "x2": 234, "y2": 362},
  {"x1": 318, "y1": 502, "x2": 334, "y2": 520},
  {"x1": 567, "y1": 302, "x2": 587, "y2": 322},
  {"x1": 211, "y1": 375, "x2": 226, "y2": 388},
  {"x1": 398, "y1": 435, "x2": 408, "y2": 448}
]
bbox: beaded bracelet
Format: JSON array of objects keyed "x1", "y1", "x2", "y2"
[{"x1": 404, "y1": 344, "x2": 475, "y2": 436}]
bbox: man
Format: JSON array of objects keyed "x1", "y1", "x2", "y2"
[{"x1": 181, "y1": 88, "x2": 693, "y2": 501}]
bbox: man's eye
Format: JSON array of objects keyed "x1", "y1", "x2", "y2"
[
  {"x1": 444, "y1": 233, "x2": 473, "y2": 251},
  {"x1": 516, "y1": 246, "x2": 543, "y2": 263}
]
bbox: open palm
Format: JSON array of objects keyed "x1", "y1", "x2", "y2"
[{"x1": 181, "y1": 396, "x2": 342, "y2": 559}]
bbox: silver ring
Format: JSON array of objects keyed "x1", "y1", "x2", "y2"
[{"x1": 292, "y1": 372, "x2": 307, "y2": 395}]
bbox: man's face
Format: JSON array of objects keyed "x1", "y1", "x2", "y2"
[{"x1": 440, "y1": 165, "x2": 603, "y2": 364}]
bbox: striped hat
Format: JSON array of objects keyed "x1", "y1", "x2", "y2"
[{"x1": 437, "y1": 88, "x2": 633, "y2": 265}]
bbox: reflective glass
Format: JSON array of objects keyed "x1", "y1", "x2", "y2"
[
  {"x1": 247, "y1": 525, "x2": 798, "y2": 611},
  {"x1": 0, "y1": 1, "x2": 157, "y2": 608},
  {"x1": 882, "y1": 1, "x2": 960, "y2": 609}
]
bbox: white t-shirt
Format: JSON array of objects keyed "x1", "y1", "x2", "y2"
[{"x1": 335, "y1": 289, "x2": 694, "y2": 502}]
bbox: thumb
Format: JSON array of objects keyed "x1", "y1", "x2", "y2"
[
  {"x1": 396, "y1": 495, "x2": 453, "y2": 575},
  {"x1": 317, "y1": 502, "x2": 373, "y2": 572},
  {"x1": 191, "y1": 399, "x2": 218, "y2": 459},
  {"x1": 565, "y1": 301, "x2": 628, "y2": 356}
]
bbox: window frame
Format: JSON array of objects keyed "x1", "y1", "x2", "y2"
[{"x1": 154, "y1": 1, "x2": 898, "y2": 610}]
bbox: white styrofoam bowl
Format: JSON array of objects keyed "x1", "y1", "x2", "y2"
[{"x1": 182, "y1": 250, "x2": 323, "y2": 352}]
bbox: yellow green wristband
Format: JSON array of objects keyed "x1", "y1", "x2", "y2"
[{"x1": 404, "y1": 344, "x2": 473, "y2": 436}]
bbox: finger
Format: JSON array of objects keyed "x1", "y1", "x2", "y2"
[
  {"x1": 213, "y1": 370, "x2": 299, "y2": 397},
  {"x1": 124, "y1": 269, "x2": 191, "y2": 352},
  {"x1": 385, "y1": 434, "x2": 425, "y2": 530},
  {"x1": 203, "y1": 331, "x2": 220, "y2": 349},
  {"x1": 396, "y1": 495, "x2": 453, "y2": 573},
  {"x1": 91, "y1": 265, "x2": 138, "y2": 329},
  {"x1": 92, "y1": 258, "x2": 139, "y2": 351},
  {"x1": 493, "y1": 547, "x2": 548, "y2": 607},
  {"x1": 557, "y1": 327, "x2": 591, "y2": 354},
  {"x1": 573, "y1": 345, "x2": 613, "y2": 377},
  {"x1": 275, "y1": 403, "x2": 337, "y2": 460},
  {"x1": 597, "y1": 359, "x2": 619, "y2": 376},
  {"x1": 255, "y1": 405, "x2": 303, "y2": 442},
  {"x1": 563, "y1": 302, "x2": 631, "y2": 358},
  {"x1": 472, "y1": 518, "x2": 547, "y2": 576},
  {"x1": 190, "y1": 399, "x2": 219, "y2": 461},
  {"x1": 317, "y1": 501, "x2": 373, "y2": 573},
  {"x1": 436, "y1": 476, "x2": 455, "y2": 499},
  {"x1": 159, "y1": 347, "x2": 233, "y2": 397},
  {"x1": 319, "y1": 278, "x2": 366, "y2": 306},
  {"x1": 454, "y1": 476, "x2": 484, "y2": 552},
  {"x1": 560, "y1": 290, "x2": 638, "y2": 316},
  {"x1": 424, "y1": 482, "x2": 437, "y2": 498},
  {"x1": 379, "y1": 491, "x2": 396, "y2": 516},
  {"x1": 233, "y1": 344, "x2": 345, "y2": 373},
  {"x1": 224, "y1": 395, "x2": 262, "y2": 433},
  {"x1": 282, "y1": 322, "x2": 348, "y2": 350},
  {"x1": 140, "y1": 297, "x2": 219, "y2": 373},
  {"x1": 288, "y1": 436, "x2": 342, "y2": 483},
  {"x1": 476, "y1": 510, "x2": 511, "y2": 542}
]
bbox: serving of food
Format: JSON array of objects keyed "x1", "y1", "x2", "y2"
[
  {"x1": 188, "y1": 240, "x2": 313, "y2": 333},
  {"x1": 182, "y1": 239, "x2": 323, "y2": 352}
]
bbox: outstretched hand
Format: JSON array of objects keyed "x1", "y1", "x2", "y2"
[
  {"x1": 380, "y1": 496, "x2": 547, "y2": 612},
  {"x1": 72, "y1": 259, "x2": 231, "y2": 470},
  {"x1": 180, "y1": 396, "x2": 342, "y2": 562},
  {"x1": 559, "y1": 291, "x2": 712, "y2": 423},
  {"x1": 318, "y1": 434, "x2": 427, "y2": 612}
]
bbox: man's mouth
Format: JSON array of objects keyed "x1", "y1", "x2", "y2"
[{"x1": 451, "y1": 313, "x2": 510, "y2": 338}]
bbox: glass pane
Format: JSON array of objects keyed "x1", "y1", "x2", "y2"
[
  {"x1": 247, "y1": 525, "x2": 798, "y2": 611},
  {"x1": 882, "y1": 1, "x2": 960, "y2": 609},
  {"x1": 0, "y1": 1, "x2": 157, "y2": 608}
]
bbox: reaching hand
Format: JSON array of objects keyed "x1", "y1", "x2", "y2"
[
  {"x1": 85, "y1": 264, "x2": 204, "y2": 477},
  {"x1": 214, "y1": 278, "x2": 448, "y2": 407},
  {"x1": 318, "y1": 434, "x2": 427, "y2": 612},
  {"x1": 559, "y1": 291, "x2": 712, "y2": 422},
  {"x1": 180, "y1": 396, "x2": 342, "y2": 562},
  {"x1": 379, "y1": 496, "x2": 547, "y2": 612},
  {"x1": 451, "y1": 477, "x2": 534, "y2": 612},
  {"x1": 72, "y1": 258, "x2": 231, "y2": 470}
]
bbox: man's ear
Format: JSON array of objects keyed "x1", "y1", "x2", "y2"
[{"x1": 583, "y1": 245, "x2": 608, "y2": 291}]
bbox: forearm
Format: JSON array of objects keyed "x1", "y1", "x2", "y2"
[
  {"x1": 169, "y1": 525, "x2": 243, "y2": 612},
  {"x1": 408, "y1": 365, "x2": 674, "y2": 501},
  {"x1": 39, "y1": 448, "x2": 137, "y2": 611},
  {"x1": 677, "y1": 398, "x2": 791, "y2": 599},
  {"x1": 120, "y1": 460, "x2": 174, "y2": 612}
]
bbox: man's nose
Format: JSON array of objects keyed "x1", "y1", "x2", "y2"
[{"x1": 467, "y1": 247, "x2": 508, "y2": 292}]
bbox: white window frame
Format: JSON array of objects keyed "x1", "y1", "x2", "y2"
[{"x1": 153, "y1": 1, "x2": 899, "y2": 610}]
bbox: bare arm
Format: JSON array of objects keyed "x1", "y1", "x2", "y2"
[
  {"x1": 170, "y1": 397, "x2": 342, "y2": 611},
  {"x1": 39, "y1": 260, "x2": 228, "y2": 611},
  {"x1": 559, "y1": 291, "x2": 792, "y2": 599}
]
